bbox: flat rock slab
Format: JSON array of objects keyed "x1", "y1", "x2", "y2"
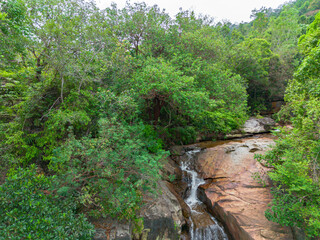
[{"x1": 197, "y1": 136, "x2": 293, "y2": 240}]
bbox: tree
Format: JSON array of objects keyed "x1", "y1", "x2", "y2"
[
  {"x1": 131, "y1": 58, "x2": 210, "y2": 126},
  {"x1": 259, "y1": 12, "x2": 320, "y2": 238},
  {"x1": 251, "y1": 7, "x2": 270, "y2": 35},
  {"x1": 104, "y1": 2, "x2": 171, "y2": 57},
  {"x1": 0, "y1": 0, "x2": 112, "y2": 164},
  {"x1": 226, "y1": 38, "x2": 273, "y2": 112},
  {"x1": 0, "y1": 0, "x2": 28, "y2": 69},
  {"x1": 50, "y1": 117, "x2": 166, "y2": 220}
]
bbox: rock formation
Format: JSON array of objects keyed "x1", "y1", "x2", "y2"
[
  {"x1": 93, "y1": 160, "x2": 185, "y2": 240},
  {"x1": 241, "y1": 117, "x2": 276, "y2": 134},
  {"x1": 226, "y1": 117, "x2": 276, "y2": 139},
  {"x1": 196, "y1": 136, "x2": 293, "y2": 240},
  {"x1": 139, "y1": 180, "x2": 184, "y2": 240}
]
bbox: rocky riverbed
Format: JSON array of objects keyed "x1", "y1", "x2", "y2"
[
  {"x1": 195, "y1": 135, "x2": 293, "y2": 240},
  {"x1": 94, "y1": 117, "x2": 298, "y2": 240}
]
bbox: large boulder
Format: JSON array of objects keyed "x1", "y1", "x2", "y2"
[
  {"x1": 140, "y1": 181, "x2": 185, "y2": 240},
  {"x1": 241, "y1": 117, "x2": 275, "y2": 134},
  {"x1": 196, "y1": 136, "x2": 293, "y2": 240},
  {"x1": 92, "y1": 218, "x2": 131, "y2": 240},
  {"x1": 92, "y1": 179, "x2": 184, "y2": 240},
  {"x1": 225, "y1": 117, "x2": 276, "y2": 139}
]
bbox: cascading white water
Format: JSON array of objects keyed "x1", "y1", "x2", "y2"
[
  {"x1": 181, "y1": 149, "x2": 228, "y2": 240},
  {"x1": 193, "y1": 217, "x2": 228, "y2": 240},
  {"x1": 181, "y1": 151, "x2": 205, "y2": 210}
]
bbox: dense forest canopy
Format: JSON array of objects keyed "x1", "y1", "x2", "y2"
[{"x1": 0, "y1": 0, "x2": 320, "y2": 238}]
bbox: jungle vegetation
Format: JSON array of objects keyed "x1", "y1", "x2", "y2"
[{"x1": 0, "y1": 0, "x2": 319, "y2": 238}]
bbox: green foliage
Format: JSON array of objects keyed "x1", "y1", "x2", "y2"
[
  {"x1": 226, "y1": 38, "x2": 274, "y2": 112},
  {"x1": 299, "y1": 12, "x2": 320, "y2": 55},
  {"x1": 142, "y1": 124, "x2": 164, "y2": 153},
  {"x1": 50, "y1": 118, "x2": 167, "y2": 220},
  {"x1": 130, "y1": 57, "x2": 247, "y2": 136},
  {"x1": 251, "y1": 7, "x2": 270, "y2": 34},
  {"x1": 168, "y1": 126, "x2": 197, "y2": 145},
  {"x1": 131, "y1": 58, "x2": 204, "y2": 125},
  {"x1": 0, "y1": 165, "x2": 94, "y2": 239},
  {"x1": 0, "y1": 0, "x2": 28, "y2": 69},
  {"x1": 193, "y1": 64, "x2": 248, "y2": 127},
  {"x1": 259, "y1": 131, "x2": 320, "y2": 238},
  {"x1": 104, "y1": 2, "x2": 171, "y2": 57},
  {"x1": 259, "y1": 11, "x2": 320, "y2": 239},
  {"x1": 2, "y1": 0, "x2": 316, "y2": 237}
]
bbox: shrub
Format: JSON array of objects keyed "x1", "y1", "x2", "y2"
[
  {"x1": 50, "y1": 118, "x2": 167, "y2": 221},
  {"x1": 0, "y1": 166, "x2": 95, "y2": 239}
]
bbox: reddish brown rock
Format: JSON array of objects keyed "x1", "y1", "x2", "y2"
[{"x1": 196, "y1": 136, "x2": 293, "y2": 240}]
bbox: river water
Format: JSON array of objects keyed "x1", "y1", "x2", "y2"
[{"x1": 180, "y1": 149, "x2": 228, "y2": 240}]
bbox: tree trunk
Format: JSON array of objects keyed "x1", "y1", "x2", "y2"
[
  {"x1": 153, "y1": 97, "x2": 160, "y2": 126},
  {"x1": 36, "y1": 57, "x2": 42, "y2": 81},
  {"x1": 153, "y1": 97, "x2": 165, "y2": 126}
]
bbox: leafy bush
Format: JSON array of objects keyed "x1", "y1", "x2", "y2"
[
  {"x1": 259, "y1": 134, "x2": 320, "y2": 238},
  {"x1": 50, "y1": 118, "x2": 167, "y2": 221},
  {"x1": 168, "y1": 126, "x2": 197, "y2": 145},
  {"x1": 0, "y1": 166, "x2": 94, "y2": 239},
  {"x1": 258, "y1": 13, "x2": 320, "y2": 238}
]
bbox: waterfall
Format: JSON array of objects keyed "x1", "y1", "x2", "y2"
[
  {"x1": 181, "y1": 151, "x2": 205, "y2": 210},
  {"x1": 181, "y1": 149, "x2": 228, "y2": 240}
]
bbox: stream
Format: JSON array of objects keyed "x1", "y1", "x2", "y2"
[{"x1": 180, "y1": 149, "x2": 228, "y2": 240}]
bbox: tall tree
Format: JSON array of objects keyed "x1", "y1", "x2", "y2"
[{"x1": 260, "y1": 12, "x2": 320, "y2": 238}]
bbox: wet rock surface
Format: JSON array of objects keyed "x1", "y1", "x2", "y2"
[
  {"x1": 189, "y1": 204, "x2": 217, "y2": 229},
  {"x1": 195, "y1": 135, "x2": 293, "y2": 240},
  {"x1": 174, "y1": 149, "x2": 229, "y2": 240}
]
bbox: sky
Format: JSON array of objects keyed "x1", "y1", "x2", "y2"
[{"x1": 95, "y1": 0, "x2": 290, "y2": 23}]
